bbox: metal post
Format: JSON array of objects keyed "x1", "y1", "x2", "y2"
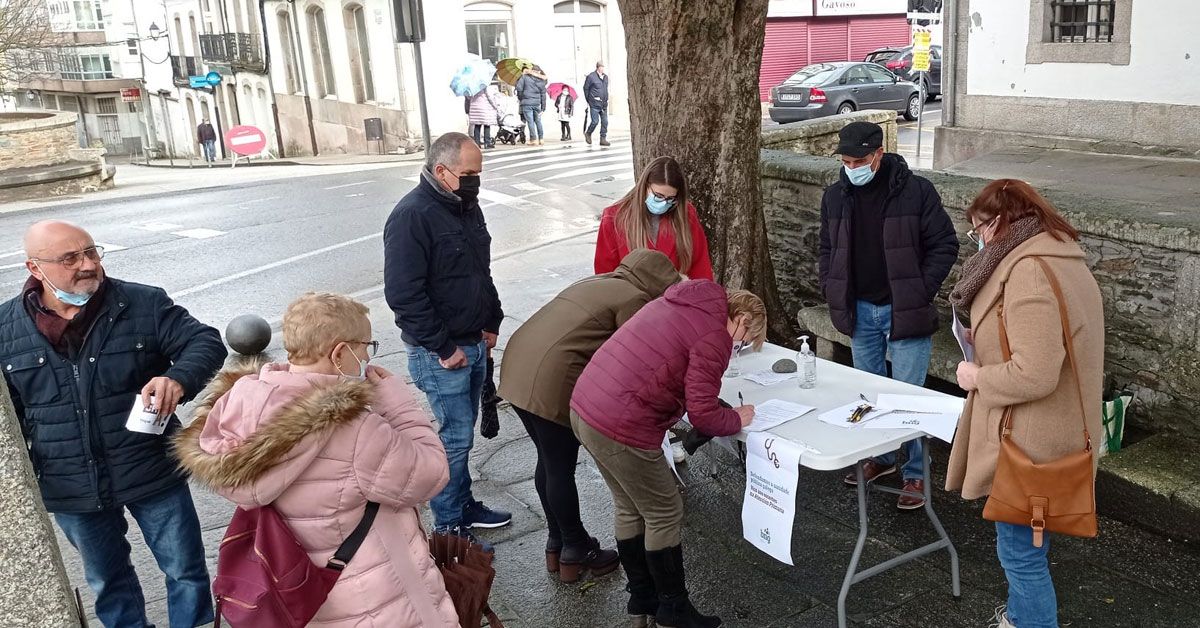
[
  {"x1": 915, "y1": 70, "x2": 926, "y2": 167},
  {"x1": 258, "y1": 0, "x2": 286, "y2": 157},
  {"x1": 410, "y1": 40, "x2": 432, "y2": 153},
  {"x1": 288, "y1": 1, "x2": 319, "y2": 155},
  {"x1": 130, "y1": 1, "x2": 159, "y2": 157}
]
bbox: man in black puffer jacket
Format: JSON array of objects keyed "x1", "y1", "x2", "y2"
[
  {"x1": 818, "y1": 121, "x2": 959, "y2": 510},
  {"x1": 0, "y1": 220, "x2": 226, "y2": 627}
]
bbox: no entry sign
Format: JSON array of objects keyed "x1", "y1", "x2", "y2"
[{"x1": 225, "y1": 125, "x2": 267, "y2": 156}]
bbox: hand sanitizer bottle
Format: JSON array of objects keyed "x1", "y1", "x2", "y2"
[{"x1": 798, "y1": 335, "x2": 816, "y2": 389}]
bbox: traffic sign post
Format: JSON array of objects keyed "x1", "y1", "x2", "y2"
[
  {"x1": 225, "y1": 125, "x2": 268, "y2": 168},
  {"x1": 912, "y1": 29, "x2": 932, "y2": 166}
]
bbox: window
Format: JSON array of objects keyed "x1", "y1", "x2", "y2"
[
  {"x1": 554, "y1": 1, "x2": 601, "y2": 12},
  {"x1": 61, "y1": 53, "x2": 113, "y2": 79},
  {"x1": 277, "y1": 12, "x2": 299, "y2": 93},
  {"x1": 345, "y1": 5, "x2": 375, "y2": 103},
  {"x1": 96, "y1": 97, "x2": 118, "y2": 114},
  {"x1": 785, "y1": 64, "x2": 838, "y2": 86},
  {"x1": 246, "y1": 0, "x2": 260, "y2": 33},
  {"x1": 306, "y1": 7, "x2": 336, "y2": 97},
  {"x1": 465, "y1": 2, "x2": 512, "y2": 64},
  {"x1": 1026, "y1": 0, "x2": 1131, "y2": 65},
  {"x1": 127, "y1": 39, "x2": 138, "y2": 56},
  {"x1": 843, "y1": 66, "x2": 871, "y2": 85},
  {"x1": 127, "y1": 101, "x2": 139, "y2": 113},
  {"x1": 865, "y1": 65, "x2": 897, "y2": 84},
  {"x1": 73, "y1": 0, "x2": 104, "y2": 30},
  {"x1": 1050, "y1": 0, "x2": 1114, "y2": 42}
]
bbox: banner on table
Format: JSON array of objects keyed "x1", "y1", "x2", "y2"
[{"x1": 742, "y1": 432, "x2": 803, "y2": 565}]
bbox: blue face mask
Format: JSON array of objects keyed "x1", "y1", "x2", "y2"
[
  {"x1": 39, "y1": 270, "x2": 94, "y2": 307},
  {"x1": 844, "y1": 161, "x2": 877, "y2": 187},
  {"x1": 645, "y1": 192, "x2": 675, "y2": 216}
]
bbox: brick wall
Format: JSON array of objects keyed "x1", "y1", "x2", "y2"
[{"x1": 0, "y1": 112, "x2": 78, "y2": 170}]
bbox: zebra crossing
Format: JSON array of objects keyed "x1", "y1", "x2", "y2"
[{"x1": 482, "y1": 138, "x2": 634, "y2": 188}]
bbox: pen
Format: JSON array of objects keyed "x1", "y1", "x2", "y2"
[{"x1": 738, "y1": 392, "x2": 744, "y2": 406}]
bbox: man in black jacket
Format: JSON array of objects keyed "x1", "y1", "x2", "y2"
[
  {"x1": 818, "y1": 121, "x2": 959, "y2": 510},
  {"x1": 0, "y1": 220, "x2": 226, "y2": 627},
  {"x1": 384, "y1": 132, "x2": 511, "y2": 545},
  {"x1": 582, "y1": 61, "x2": 610, "y2": 146}
]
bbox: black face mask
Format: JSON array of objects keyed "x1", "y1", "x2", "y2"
[{"x1": 454, "y1": 174, "x2": 481, "y2": 204}]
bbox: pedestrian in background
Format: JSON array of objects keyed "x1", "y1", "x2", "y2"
[
  {"x1": 197, "y1": 118, "x2": 217, "y2": 166},
  {"x1": 595, "y1": 156, "x2": 714, "y2": 281},
  {"x1": 0, "y1": 220, "x2": 227, "y2": 628},
  {"x1": 498, "y1": 249, "x2": 681, "y2": 584},
  {"x1": 583, "y1": 61, "x2": 610, "y2": 146},
  {"x1": 555, "y1": 86, "x2": 576, "y2": 142},
  {"x1": 571, "y1": 281, "x2": 764, "y2": 628},
  {"x1": 516, "y1": 66, "x2": 548, "y2": 146},
  {"x1": 383, "y1": 133, "x2": 511, "y2": 548},
  {"x1": 175, "y1": 292, "x2": 459, "y2": 627},
  {"x1": 819, "y1": 121, "x2": 959, "y2": 509},
  {"x1": 468, "y1": 83, "x2": 503, "y2": 149},
  {"x1": 948, "y1": 180, "x2": 1104, "y2": 628}
]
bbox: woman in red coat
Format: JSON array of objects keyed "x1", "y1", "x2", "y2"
[
  {"x1": 570, "y1": 281, "x2": 765, "y2": 628},
  {"x1": 594, "y1": 156, "x2": 715, "y2": 280}
]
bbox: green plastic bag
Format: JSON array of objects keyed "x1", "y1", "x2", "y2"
[{"x1": 1100, "y1": 391, "x2": 1134, "y2": 456}]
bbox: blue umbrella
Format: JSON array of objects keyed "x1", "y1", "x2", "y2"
[{"x1": 450, "y1": 57, "x2": 496, "y2": 97}]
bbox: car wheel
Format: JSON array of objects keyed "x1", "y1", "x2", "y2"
[
  {"x1": 837, "y1": 102, "x2": 856, "y2": 115},
  {"x1": 904, "y1": 94, "x2": 920, "y2": 121}
]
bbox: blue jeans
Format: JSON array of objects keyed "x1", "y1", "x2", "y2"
[
  {"x1": 851, "y1": 300, "x2": 934, "y2": 480},
  {"x1": 54, "y1": 482, "x2": 213, "y2": 628},
  {"x1": 201, "y1": 139, "x2": 215, "y2": 162},
  {"x1": 521, "y1": 106, "x2": 544, "y2": 141},
  {"x1": 586, "y1": 104, "x2": 608, "y2": 138},
  {"x1": 996, "y1": 522, "x2": 1058, "y2": 627},
  {"x1": 406, "y1": 341, "x2": 488, "y2": 528}
]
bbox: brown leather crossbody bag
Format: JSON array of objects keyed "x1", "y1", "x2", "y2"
[{"x1": 982, "y1": 257, "x2": 1098, "y2": 548}]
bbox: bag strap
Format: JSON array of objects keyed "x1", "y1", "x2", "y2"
[
  {"x1": 326, "y1": 502, "x2": 380, "y2": 571},
  {"x1": 996, "y1": 257, "x2": 1091, "y2": 450}
]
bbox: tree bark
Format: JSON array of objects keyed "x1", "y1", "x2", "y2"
[{"x1": 617, "y1": 0, "x2": 794, "y2": 340}]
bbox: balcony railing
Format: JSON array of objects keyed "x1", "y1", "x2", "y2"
[
  {"x1": 171, "y1": 55, "x2": 198, "y2": 86},
  {"x1": 199, "y1": 33, "x2": 265, "y2": 72}
]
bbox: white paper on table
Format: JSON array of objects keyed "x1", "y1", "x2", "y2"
[
  {"x1": 817, "y1": 401, "x2": 891, "y2": 429},
  {"x1": 742, "y1": 369, "x2": 798, "y2": 386},
  {"x1": 743, "y1": 399, "x2": 815, "y2": 432},
  {"x1": 661, "y1": 433, "x2": 685, "y2": 486},
  {"x1": 742, "y1": 432, "x2": 803, "y2": 565},
  {"x1": 875, "y1": 394, "x2": 965, "y2": 416},
  {"x1": 952, "y1": 306, "x2": 976, "y2": 362},
  {"x1": 860, "y1": 412, "x2": 960, "y2": 443}
]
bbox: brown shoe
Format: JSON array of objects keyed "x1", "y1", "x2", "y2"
[
  {"x1": 843, "y1": 461, "x2": 896, "y2": 486},
  {"x1": 897, "y1": 479, "x2": 926, "y2": 510},
  {"x1": 558, "y1": 536, "x2": 621, "y2": 583},
  {"x1": 599, "y1": 137, "x2": 611, "y2": 147}
]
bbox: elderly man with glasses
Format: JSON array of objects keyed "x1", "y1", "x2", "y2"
[{"x1": 0, "y1": 220, "x2": 227, "y2": 628}]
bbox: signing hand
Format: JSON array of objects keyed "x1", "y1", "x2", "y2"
[
  {"x1": 140, "y1": 377, "x2": 184, "y2": 418},
  {"x1": 439, "y1": 347, "x2": 469, "y2": 370},
  {"x1": 736, "y1": 405, "x2": 756, "y2": 428},
  {"x1": 956, "y1": 362, "x2": 981, "y2": 392},
  {"x1": 482, "y1": 331, "x2": 499, "y2": 350}
]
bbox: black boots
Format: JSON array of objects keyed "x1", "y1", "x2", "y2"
[
  {"x1": 617, "y1": 536, "x2": 657, "y2": 624},
  {"x1": 645, "y1": 544, "x2": 721, "y2": 628},
  {"x1": 558, "y1": 536, "x2": 620, "y2": 583}
]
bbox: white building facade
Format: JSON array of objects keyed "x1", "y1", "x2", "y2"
[{"x1": 936, "y1": 0, "x2": 1200, "y2": 167}]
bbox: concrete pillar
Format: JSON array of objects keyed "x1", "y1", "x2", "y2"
[{"x1": 0, "y1": 385, "x2": 79, "y2": 626}]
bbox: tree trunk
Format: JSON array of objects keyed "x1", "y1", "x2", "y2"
[{"x1": 617, "y1": 0, "x2": 794, "y2": 340}]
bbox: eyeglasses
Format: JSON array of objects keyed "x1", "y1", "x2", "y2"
[
  {"x1": 344, "y1": 340, "x2": 379, "y2": 358},
  {"x1": 29, "y1": 246, "x2": 105, "y2": 269},
  {"x1": 650, "y1": 191, "x2": 677, "y2": 203},
  {"x1": 966, "y1": 216, "x2": 998, "y2": 246}
]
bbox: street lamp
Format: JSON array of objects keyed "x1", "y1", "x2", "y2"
[{"x1": 148, "y1": 22, "x2": 163, "y2": 41}]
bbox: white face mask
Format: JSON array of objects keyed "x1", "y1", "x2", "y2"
[{"x1": 334, "y1": 344, "x2": 368, "y2": 381}]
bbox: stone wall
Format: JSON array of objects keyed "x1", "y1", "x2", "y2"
[
  {"x1": 275, "y1": 94, "x2": 418, "y2": 157},
  {"x1": 0, "y1": 112, "x2": 77, "y2": 170},
  {"x1": 762, "y1": 110, "x2": 898, "y2": 157},
  {"x1": 761, "y1": 149, "x2": 1200, "y2": 436}
]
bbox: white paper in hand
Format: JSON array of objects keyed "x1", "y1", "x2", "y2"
[
  {"x1": 662, "y1": 433, "x2": 684, "y2": 486},
  {"x1": 952, "y1": 306, "x2": 975, "y2": 362},
  {"x1": 125, "y1": 394, "x2": 168, "y2": 435}
]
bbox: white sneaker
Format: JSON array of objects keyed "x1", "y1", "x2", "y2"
[
  {"x1": 987, "y1": 605, "x2": 1015, "y2": 628},
  {"x1": 671, "y1": 441, "x2": 687, "y2": 464}
]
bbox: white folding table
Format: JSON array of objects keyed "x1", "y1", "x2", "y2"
[{"x1": 717, "y1": 343, "x2": 961, "y2": 628}]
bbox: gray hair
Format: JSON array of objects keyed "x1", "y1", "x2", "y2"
[
  {"x1": 596, "y1": 61, "x2": 604, "y2": 69},
  {"x1": 425, "y1": 132, "x2": 475, "y2": 172}
]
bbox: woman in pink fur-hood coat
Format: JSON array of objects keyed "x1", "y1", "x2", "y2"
[{"x1": 174, "y1": 360, "x2": 458, "y2": 627}]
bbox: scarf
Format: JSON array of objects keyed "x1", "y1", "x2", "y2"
[{"x1": 949, "y1": 216, "x2": 1044, "y2": 310}]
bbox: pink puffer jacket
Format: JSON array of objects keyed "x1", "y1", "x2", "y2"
[
  {"x1": 468, "y1": 87, "x2": 502, "y2": 126},
  {"x1": 570, "y1": 280, "x2": 742, "y2": 450},
  {"x1": 174, "y1": 363, "x2": 458, "y2": 628}
]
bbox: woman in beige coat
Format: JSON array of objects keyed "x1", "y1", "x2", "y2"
[{"x1": 947, "y1": 179, "x2": 1104, "y2": 628}]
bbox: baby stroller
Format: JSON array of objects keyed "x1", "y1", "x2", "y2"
[{"x1": 494, "y1": 113, "x2": 527, "y2": 145}]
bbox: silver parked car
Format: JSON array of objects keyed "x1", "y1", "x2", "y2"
[{"x1": 768, "y1": 62, "x2": 922, "y2": 124}]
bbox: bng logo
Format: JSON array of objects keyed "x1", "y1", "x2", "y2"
[{"x1": 760, "y1": 528, "x2": 771, "y2": 543}]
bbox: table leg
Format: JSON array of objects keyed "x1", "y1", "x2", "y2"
[
  {"x1": 837, "y1": 462, "x2": 870, "y2": 628},
  {"x1": 920, "y1": 437, "x2": 961, "y2": 599}
]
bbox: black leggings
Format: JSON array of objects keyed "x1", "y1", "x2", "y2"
[
  {"x1": 515, "y1": 406, "x2": 588, "y2": 547},
  {"x1": 559, "y1": 121, "x2": 571, "y2": 139}
]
